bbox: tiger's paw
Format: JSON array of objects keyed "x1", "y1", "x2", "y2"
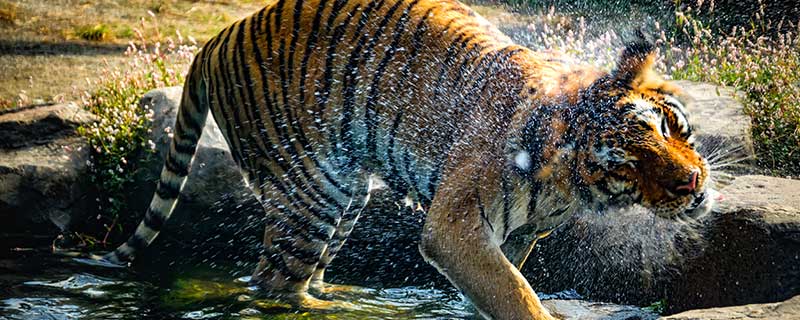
[
  {"x1": 309, "y1": 281, "x2": 373, "y2": 297},
  {"x1": 252, "y1": 292, "x2": 357, "y2": 312}
]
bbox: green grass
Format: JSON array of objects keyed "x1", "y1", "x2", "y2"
[
  {"x1": 0, "y1": 0, "x2": 262, "y2": 110},
  {"x1": 666, "y1": 4, "x2": 800, "y2": 175},
  {"x1": 74, "y1": 18, "x2": 197, "y2": 246}
]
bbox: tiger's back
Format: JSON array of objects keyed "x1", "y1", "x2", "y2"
[{"x1": 199, "y1": 0, "x2": 523, "y2": 202}]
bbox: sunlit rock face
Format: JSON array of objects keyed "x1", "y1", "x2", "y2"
[
  {"x1": 128, "y1": 87, "x2": 264, "y2": 267},
  {"x1": 662, "y1": 294, "x2": 800, "y2": 320},
  {"x1": 525, "y1": 175, "x2": 800, "y2": 311},
  {"x1": 0, "y1": 102, "x2": 98, "y2": 248},
  {"x1": 664, "y1": 175, "x2": 800, "y2": 313}
]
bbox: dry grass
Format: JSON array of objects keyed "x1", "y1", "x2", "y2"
[{"x1": 0, "y1": 0, "x2": 263, "y2": 109}]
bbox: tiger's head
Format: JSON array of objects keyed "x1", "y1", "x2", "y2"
[{"x1": 567, "y1": 38, "x2": 715, "y2": 220}]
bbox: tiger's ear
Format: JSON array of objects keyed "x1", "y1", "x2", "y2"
[{"x1": 611, "y1": 31, "x2": 657, "y2": 89}]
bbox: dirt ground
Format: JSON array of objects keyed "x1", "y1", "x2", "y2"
[{"x1": 0, "y1": 0, "x2": 264, "y2": 109}]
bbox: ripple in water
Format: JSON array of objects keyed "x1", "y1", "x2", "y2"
[{"x1": 0, "y1": 255, "x2": 478, "y2": 320}]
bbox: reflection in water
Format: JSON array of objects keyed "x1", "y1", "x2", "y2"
[{"x1": 0, "y1": 252, "x2": 477, "y2": 319}]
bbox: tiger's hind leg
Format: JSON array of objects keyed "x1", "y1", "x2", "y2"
[
  {"x1": 308, "y1": 207, "x2": 366, "y2": 295},
  {"x1": 248, "y1": 179, "x2": 349, "y2": 310},
  {"x1": 309, "y1": 175, "x2": 385, "y2": 295}
]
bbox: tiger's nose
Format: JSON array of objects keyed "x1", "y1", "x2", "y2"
[{"x1": 674, "y1": 170, "x2": 699, "y2": 196}]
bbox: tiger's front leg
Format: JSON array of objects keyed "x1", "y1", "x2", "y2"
[{"x1": 419, "y1": 170, "x2": 556, "y2": 320}]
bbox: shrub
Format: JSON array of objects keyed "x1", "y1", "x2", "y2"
[
  {"x1": 666, "y1": 3, "x2": 800, "y2": 175},
  {"x1": 76, "y1": 17, "x2": 197, "y2": 246}
]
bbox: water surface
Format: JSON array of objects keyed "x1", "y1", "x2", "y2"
[{"x1": 1, "y1": 251, "x2": 482, "y2": 319}]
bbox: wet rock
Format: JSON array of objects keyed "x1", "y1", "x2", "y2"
[
  {"x1": 524, "y1": 174, "x2": 800, "y2": 312},
  {"x1": 662, "y1": 294, "x2": 800, "y2": 320},
  {"x1": 0, "y1": 103, "x2": 98, "y2": 248},
  {"x1": 544, "y1": 299, "x2": 659, "y2": 320},
  {"x1": 132, "y1": 87, "x2": 249, "y2": 212},
  {"x1": 664, "y1": 175, "x2": 800, "y2": 313},
  {"x1": 127, "y1": 87, "x2": 263, "y2": 264}
]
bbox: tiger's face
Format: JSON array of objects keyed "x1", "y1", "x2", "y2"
[{"x1": 573, "y1": 39, "x2": 714, "y2": 219}]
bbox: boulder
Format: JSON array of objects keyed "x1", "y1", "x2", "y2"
[
  {"x1": 523, "y1": 174, "x2": 800, "y2": 312},
  {"x1": 0, "y1": 103, "x2": 98, "y2": 249},
  {"x1": 664, "y1": 175, "x2": 800, "y2": 313},
  {"x1": 545, "y1": 299, "x2": 659, "y2": 320},
  {"x1": 126, "y1": 87, "x2": 263, "y2": 265},
  {"x1": 134, "y1": 87, "x2": 250, "y2": 211},
  {"x1": 662, "y1": 294, "x2": 800, "y2": 320}
]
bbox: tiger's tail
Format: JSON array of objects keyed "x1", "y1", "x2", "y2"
[{"x1": 102, "y1": 57, "x2": 208, "y2": 265}]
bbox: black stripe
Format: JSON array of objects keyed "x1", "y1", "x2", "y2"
[
  {"x1": 527, "y1": 181, "x2": 541, "y2": 222},
  {"x1": 126, "y1": 233, "x2": 148, "y2": 250},
  {"x1": 385, "y1": 111, "x2": 408, "y2": 192},
  {"x1": 223, "y1": 20, "x2": 256, "y2": 171},
  {"x1": 197, "y1": 27, "x2": 223, "y2": 82},
  {"x1": 261, "y1": 175, "x2": 339, "y2": 232},
  {"x1": 397, "y1": 8, "x2": 432, "y2": 82},
  {"x1": 238, "y1": 11, "x2": 273, "y2": 192},
  {"x1": 233, "y1": 17, "x2": 274, "y2": 192},
  {"x1": 256, "y1": 161, "x2": 339, "y2": 228},
  {"x1": 501, "y1": 175, "x2": 512, "y2": 239},
  {"x1": 208, "y1": 25, "x2": 246, "y2": 167},
  {"x1": 174, "y1": 110, "x2": 202, "y2": 141},
  {"x1": 402, "y1": 149, "x2": 418, "y2": 198},
  {"x1": 255, "y1": 8, "x2": 333, "y2": 217},
  {"x1": 548, "y1": 206, "x2": 569, "y2": 217},
  {"x1": 156, "y1": 180, "x2": 180, "y2": 199},
  {"x1": 322, "y1": 0, "x2": 349, "y2": 35},
  {"x1": 423, "y1": 33, "x2": 485, "y2": 196},
  {"x1": 254, "y1": 7, "x2": 347, "y2": 214},
  {"x1": 298, "y1": 0, "x2": 329, "y2": 115},
  {"x1": 264, "y1": 211, "x2": 329, "y2": 243},
  {"x1": 286, "y1": 0, "x2": 304, "y2": 89},
  {"x1": 273, "y1": 237, "x2": 322, "y2": 266},
  {"x1": 477, "y1": 186, "x2": 493, "y2": 232},
  {"x1": 392, "y1": 9, "x2": 431, "y2": 192},
  {"x1": 365, "y1": 0, "x2": 420, "y2": 164},
  {"x1": 291, "y1": 0, "x2": 356, "y2": 200},
  {"x1": 164, "y1": 154, "x2": 189, "y2": 176},
  {"x1": 339, "y1": 0, "x2": 386, "y2": 169},
  {"x1": 436, "y1": 32, "x2": 479, "y2": 98},
  {"x1": 172, "y1": 138, "x2": 196, "y2": 155},
  {"x1": 261, "y1": 249, "x2": 305, "y2": 282},
  {"x1": 428, "y1": 47, "x2": 524, "y2": 194},
  {"x1": 432, "y1": 24, "x2": 476, "y2": 97},
  {"x1": 143, "y1": 209, "x2": 166, "y2": 230},
  {"x1": 319, "y1": 4, "x2": 360, "y2": 147},
  {"x1": 274, "y1": 0, "x2": 350, "y2": 209}
]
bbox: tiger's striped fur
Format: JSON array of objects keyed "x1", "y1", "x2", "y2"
[{"x1": 103, "y1": 0, "x2": 715, "y2": 318}]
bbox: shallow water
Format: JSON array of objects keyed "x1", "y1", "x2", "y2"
[
  {"x1": 0, "y1": 251, "x2": 485, "y2": 319},
  {"x1": 0, "y1": 249, "x2": 596, "y2": 319}
]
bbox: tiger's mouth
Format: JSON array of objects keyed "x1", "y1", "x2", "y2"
[
  {"x1": 680, "y1": 188, "x2": 718, "y2": 219},
  {"x1": 654, "y1": 188, "x2": 718, "y2": 220}
]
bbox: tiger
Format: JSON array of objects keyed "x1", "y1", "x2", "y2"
[{"x1": 96, "y1": 0, "x2": 716, "y2": 318}]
